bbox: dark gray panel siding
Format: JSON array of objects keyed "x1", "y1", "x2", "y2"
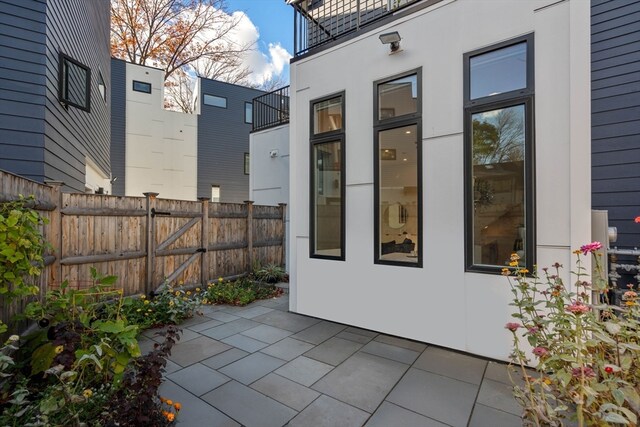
[
  {"x1": 197, "y1": 79, "x2": 263, "y2": 202},
  {"x1": 0, "y1": 0, "x2": 47, "y2": 182},
  {"x1": 591, "y1": 0, "x2": 640, "y2": 248},
  {"x1": 110, "y1": 58, "x2": 126, "y2": 196},
  {"x1": 43, "y1": 0, "x2": 111, "y2": 192}
]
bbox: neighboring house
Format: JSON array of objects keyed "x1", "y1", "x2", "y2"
[
  {"x1": 110, "y1": 60, "x2": 262, "y2": 202},
  {"x1": 0, "y1": 0, "x2": 111, "y2": 193},
  {"x1": 253, "y1": 0, "x2": 598, "y2": 362}
]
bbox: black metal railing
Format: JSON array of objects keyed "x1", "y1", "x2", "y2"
[
  {"x1": 291, "y1": 0, "x2": 421, "y2": 57},
  {"x1": 252, "y1": 86, "x2": 290, "y2": 132}
]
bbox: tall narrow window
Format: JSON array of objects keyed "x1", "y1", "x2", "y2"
[
  {"x1": 464, "y1": 34, "x2": 535, "y2": 273},
  {"x1": 374, "y1": 69, "x2": 422, "y2": 267},
  {"x1": 310, "y1": 92, "x2": 345, "y2": 260},
  {"x1": 211, "y1": 185, "x2": 221, "y2": 202},
  {"x1": 58, "y1": 53, "x2": 91, "y2": 112},
  {"x1": 245, "y1": 102, "x2": 253, "y2": 124}
]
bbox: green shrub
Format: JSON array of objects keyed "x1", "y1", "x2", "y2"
[
  {"x1": 204, "y1": 277, "x2": 281, "y2": 306},
  {"x1": 121, "y1": 285, "x2": 203, "y2": 329},
  {"x1": 253, "y1": 264, "x2": 287, "y2": 284}
]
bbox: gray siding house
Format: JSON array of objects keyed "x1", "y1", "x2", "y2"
[
  {"x1": 0, "y1": 0, "x2": 111, "y2": 192},
  {"x1": 591, "y1": 0, "x2": 640, "y2": 249}
]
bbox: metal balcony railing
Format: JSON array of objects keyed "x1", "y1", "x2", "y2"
[
  {"x1": 290, "y1": 0, "x2": 421, "y2": 57},
  {"x1": 252, "y1": 86, "x2": 290, "y2": 132}
]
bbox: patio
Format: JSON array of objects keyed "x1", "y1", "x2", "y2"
[{"x1": 143, "y1": 293, "x2": 524, "y2": 427}]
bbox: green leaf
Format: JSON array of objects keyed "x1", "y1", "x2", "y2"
[
  {"x1": 31, "y1": 343, "x2": 56, "y2": 376},
  {"x1": 99, "y1": 275, "x2": 118, "y2": 286},
  {"x1": 39, "y1": 394, "x2": 60, "y2": 415},
  {"x1": 602, "y1": 412, "x2": 629, "y2": 425},
  {"x1": 622, "y1": 387, "x2": 640, "y2": 413},
  {"x1": 95, "y1": 319, "x2": 125, "y2": 333},
  {"x1": 613, "y1": 389, "x2": 626, "y2": 406}
]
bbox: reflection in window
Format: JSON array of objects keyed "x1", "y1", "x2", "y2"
[
  {"x1": 132, "y1": 80, "x2": 151, "y2": 94},
  {"x1": 378, "y1": 74, "x2": 417, "y2": 120},
  {"x1": 313, "y1": 97, "x2": 343, "y2": 134},
  {"x1": 244, "y1": 153, "x2": 250, "y2": 175},
  {"x1": 211, "y1": 185, "x2": 220, "y2": 202},
  {"x1": 470, "y1": 42, "x2": 526, "y2": 100},
  {"x1": 59, "y1": 53, "x2": 91, "y2": 111},
  {"x1": 312, "y1": 141, "x2": 342, "y2": 257},
  {"x1": 245, "y1": 102, "x2": 253, "y2": 123},
  {"x1": 471, "y1": 105, "x2": 526, "y2": 267},
  {"x1": 378, "y1": 125, "x2": 418, "y2": 264},
  {"x1": 203, "y1": 94, "x2": 227, "y2": 108}
]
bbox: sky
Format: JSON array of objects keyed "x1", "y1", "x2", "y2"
[{"x1": 225, "y1": 0, "x2": 294, "y2": 86}]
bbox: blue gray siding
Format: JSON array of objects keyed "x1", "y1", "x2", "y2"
[
  {"x1": 198, "y1": 79, "x2": 263, "y2": 202},
  {"x1": 0, "y1": 0, "x2": 47, "y2": 181},
  {"x1": 110, "y1": 58, "x2": 126, "y2": 196},
  {"x1": 591, "y1": 0, "x2": 640, "y2": 248}
]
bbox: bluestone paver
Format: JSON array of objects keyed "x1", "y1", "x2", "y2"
[
  {"x1": 469, "y1": 404, "x2": 523, "y2": 427},
  {"x1": 360, "y1": 340, "x2": 420, "y2": 364},
  {"x1": 201, "y1": 348, "x2": 249, "y2": 369},
  {"x1": 291, "y1": 321, "x2": 347, "y2": 345},
  {"x1": 169, "y1": 336, "x2": 231, "y2": 367},
  {"x1": 235, "y1": 305, "x2": 274, "y2": 319},
  {"x1": 219, "y1": 352, "x2": 286, "y2": 385},
  {"x1": 343, "y1": 326, "x2": 378, "y2": 338},
  {"x1": 374, "y1": 334, "x2": 428, "y2": 352},
  {"x1": 304, "y1": 336, "x2": 363, "y2": 366},
  {"x1": 202, "y1": 381, "x2": 297, "y2": 427},
  {"x1": 288, "y1": 395, "x2": 369, "y2": 427},
  {"x1": 312, "y1": 351, "x2": 409, "y2": 413},
  {"x1": 476, "y1": 378, "x2": 521, "y2": 416},
  {"x1": 250, "y1": 373, "x2": 320, "y2": 411},
  {"x1": 205, "y1": 311, "x2": 241, "y2": 323},
  {"x1": 413, "y1": 346, "x2": 487, "y2": 385},
  {"x1": 221, "y1": 333, "x2": 269, "y2": 353},
  {"x1": 274, "y1": 356, "x2": 334, "y2": 387},
  {"x1": 252, "y1": 310, "x2": 321, "y2": 332},
  {"x1": 200, "y1": 318, "x2": 259, "y2": 340},
  {"x1": 260, "y1": 337, "x2": 315, "y2": 361},
  {"x1": 241, "y1": 324, "x2": 292, "y2": 344},
  {"x1": 387, "y1": 368, "x2": 478, "y2": 427},
  {"x1": 365, "y1": 401, "x2": 449, "y2": 427},
  {"x1": 187, "y1": 318, "x2": 224, "y2": 332},
  {"x1": 167, "y1": 363, "x2": 230, "y2": 396},
  {"x1": 336, "y1": 330, "x2": 375, "y2": 344}
]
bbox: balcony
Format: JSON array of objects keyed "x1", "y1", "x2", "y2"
[
  {"x1": 289, "y1": 0, "x2": 427, "y2": 57},
  {"x1": 252, "y1": 86, "x2": 290, "y2": 132}
]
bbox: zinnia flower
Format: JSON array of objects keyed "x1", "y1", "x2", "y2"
[
  {"x1": 635, "y1": 216, "x2": 640, "y2": 224},
  {"x1": 532, "y1": 347, "x2": 548, "y2": 357},
  {"x1": 579, "y1": 242, "x2": 602, "y2": 255},
  {"x1": 83, "y1": 389, "x2": 93, "y2": 398},
  {"x1": 566, "y1": 302, "x2": 590, "y2": 315},
  {"x1": 623, "y1": 290, "x2": 637, "y2": 300},
  {"x1": 572, "y1": 366, "x2": 596, "y2": 379},
  {"x1": 505, "y1": 322, "x2": 521, "y2": 332}
]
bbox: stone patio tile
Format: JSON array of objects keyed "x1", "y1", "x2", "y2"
[
  {"x1": 167, "y1": 363, "x2": 231, "y2": 396},
  {"x1": 159, "y1": 380, "x2": 240, "y2": 427},
  {"x1": 290, "y1": 321, "x2": 347, "y2": 345},
  {"x1": 138, "y1": 337, "x2": 156, "y2": 355},
  {"x1": 202, "y1": 381, "x2": 297, "y2": 427},
  {"x1": 343, "y1": 326, "x2": 378, "y2": 338},
  {"x1": 187, "y1": 318, "x2": 224, "y2": 332},
  {"x1": 469, "y1": 404, "x2": 523, "y2": 427},
  {"x1": 476, "y1": 378, "x2": 521, "y2": 416},
  {"x1": 365, "y1": 401, "x2": 448, "y2": 427},
  {"x1": 271, "y1": 302, "x2": 289, "y2": 311},
  {"x1": 169, "y1": 336, "x2": 232, "y2": 367},
  {"x1": 201, "y1": 348, "x2": 249, "y2": 370},
  {"x1": 336, "y1": 331, "x2": 375, "y2": 344},
  {"x1": 219, "y1": 352, "x2": 286, "y2": 385},
  {"x1": 413, "y1": 346, "x2": 487, "y2": 385},
  {"x1": 199, "y1": 304, "x2": 223, "y2": 315},
  {"x1": 260, "y1": 338, "x2": 314, "y2": 361},
  {"x1": 218, "y1": 304, "x2": 255, "y2": 314},
  {"x1": 205, "y1": 311, "x2": 241, "y2": 323},
  {"x1": 252, "y1": 310, "x2": 320, "y2": 333},
  {"x1": 484, "y1": 361, "x2": 529, "y2": 387},
  {"x1": 374, "y1": 334, "x2": 428, "y2": 352},
  {"x1": 304, "y1": 336, "x2": 363, "y2": 366},
  {"x1": 274, "y1": 356, "x2": 334, "y2": 387},
  {"x1": 179, "y1": 314, "x2": 212, "y2": 328},
  {"x1": 312, "y1": 352, "x2": 409, "y2": 413},
  {"x1": 221, "y1": 333, "x2": 269, "y2": 353},
  {"x1": 288, "y1": 395, "x2": 369, "y2": 427},
  {"x1": 251, "y1": 373, "x2": 320, "y2": 411},
  {"x1": 387, "y1": 368, "x2": 478, "y2": 427},
  {"x1": 144, "y1": 326, "x2": 199, "y2": 343},
  {"x1": 200, "y1": 318, "x2": 259, "y2": 340},
  {"x1": 241, "y1": 324, "x2": 292, "y2": 344},
  {"x1": 258, "y1": 297, "x2": 289, "y2": 308},
  {"x1": 164, "y1": 359, "x2": 181, "y2": 375},
  {"x1": 235, "y1": 305, "x2": 274, "y2": 319},
  {"x1": 360, "y1": 340, "x2": 421, "y2": 364}
]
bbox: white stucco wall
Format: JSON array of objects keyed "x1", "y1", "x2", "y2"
[
  {"x1": 289, "y1": 0, "x2": 591, "y2": 361},
  {"x1": 124, "y1": 63, "x2": 197, "y2": 200},
  {"x1": 250, "y1": 124, "x2": 291, "y2": 268},
  {"x1": 84, "y1": 158, "x2": 111, "y2": 194}
]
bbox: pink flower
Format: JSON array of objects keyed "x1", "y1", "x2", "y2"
[
  {"x1": 566, "y1": 302, "x2": 590, "y2": 315},
  {"x1": 623, "y1": 291, "x2": 637, "y2": 300},
  {"x1": 580, "y1": 242, "x2": 602, "y2": 255},
  {"x1": 572, "y1": 366, "x2": 596, "y2": 379},
  {"x1": 532, "y1": 347, "x2": 548, "y2": 357},
  {"x1": 505, "y1": 322, "x2": 521, "y2": 332}
]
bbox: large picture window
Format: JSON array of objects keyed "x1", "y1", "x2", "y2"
[
  {"x1": 374, "y1": 70, "x2": 422, "y2": 267},
  {"x1": 310, "y1": 93, "x2": 345, "y2": 260},
  {"x1": 464, "y1": 34, "x2": 535, "y2": 273}
]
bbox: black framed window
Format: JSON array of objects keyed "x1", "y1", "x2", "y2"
[
  {"x1": 463, "y1": 33, "x2": 535, "y2": 273},
  {"x1": 374, "y1": 69, "x2": 422, "y2": 267},
  {"x1": 133, "y1": 80, "x2": 151, "y2": 94},
  {"x1": 245, "y1": 102, "x2": 253, "y2": 124},
  {"x1": 244, "y1": 153, "x2": 250, "y2": 175},
  {"x1": 203, "y1": 94, "x2": 227, "y2": 108},
  {"x1": 58, "y1": 53, "x2": 91, "y2": 112},
  {"x1": 98, "y1": 70, "x2": 106, "y2": 103},
  {"x1": 310, "y1": 92, "x2": 345, "y2": 260}
]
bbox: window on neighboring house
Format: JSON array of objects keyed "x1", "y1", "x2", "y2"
[
  {"x1": 244, "y1": 153, "x2": 250, "y2": 175},
  {"x1": 133, "y1": 80, "x2": 151, "y2": 94},
  {"x1": 58, "y1": 53, "x2": 91, "y2": 112},
  {"x1": 463, "y1": 34, "x2": 535, "y2": 273},
  {"x1": 310, "y1": 92, "x2": 345, "y2": 260},
  {"x1": 374, "y1": 69, "x2": 422, "y2": 267},
  {"x1": 204, "y1": 94, "x2": 227, "y2": 108},
  {"x1": 98, "y1": 70, "x2": 106, "y2": 102},
  {"x1": 245, "y1": 102, "x2": 253, "y2": 124},
  {"x1": 211, "y1": 185, "x2": 221, "y2": 202}
]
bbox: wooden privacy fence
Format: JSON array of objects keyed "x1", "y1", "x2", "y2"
[{"x1": 0, "y1": 170, "x2": 286, "y2": 328}]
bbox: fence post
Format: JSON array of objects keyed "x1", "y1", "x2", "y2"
[
  {"x1": 279, "y1": 203, "x2": 287, "y2": 268},
  {"x1": 144, "y1": 192, "x2": 159, "y2": 295},
  {"x1": 245, "y1": 200, "x2": 254, "y2": 272},
  {"x1": 199, "y1": 197, "x2": 209, "y2": 286},
  {"x1": 45, "y1": 181, "x2": 64, "y2": 289}
]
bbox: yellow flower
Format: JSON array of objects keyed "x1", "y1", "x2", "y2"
[
  {"x1": 195, "y1": 288, "x2": 201, "y2": 292},
  {"x1": 543, "y1": 378, "x2": 552, "y2": 385},
  {"x1": 182, "y1": 297, "x2": 188, "y2": 301},
  {"x1": 218, "y1": 277, "x2": 223, "y2": 283},
  {"x1": 144, "y1": 300, "x2": 150, "y2": 305},
  {"x1": 140, "y1": 294, "x2": 146, "y2": 299},
  {"x1": 186, "y1": 291, "x2": 192, "y2": 296},
  {"x1": 175, "y1": 291, "x2": 181, "y2": 296},
  {"x1": 520, "y1": 269, "x2": 529, "y2": 274},
  {"x1": 501, "y1": 268, "x2": 511, "y2": 276},
  {"x1": 83, "y1": 389, "x2": 93, "y2": 398},
  {"x1": 169, "y1": 301, "x2": 174, "y2": 306},
  {"x1": 625, "y1": 301, "x2": 636, "y2": 307},
  {"x1": 137, "y1": 308, "x2": 142, "y2": 312},
  {"x1": 509, "y1": 261, "x2": 518, "y2": 267},
  {"x1": 54, "y1": 345, "x2": 64, "y2": 354}
]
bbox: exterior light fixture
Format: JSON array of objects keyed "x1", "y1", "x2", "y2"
[{"x1": 379, "y1": 31, "x2": 401, "y2": 53}]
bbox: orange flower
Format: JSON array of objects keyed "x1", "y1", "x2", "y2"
[
  {"x1": 174, "y1": 402, "x2": 182, "y2": 411},
  {"x1": 166, "y1": 399, "x2": 173, "y2": 406},
  {"x1": 166, "y1": 413, "x2": 175, "y2": 422}
]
